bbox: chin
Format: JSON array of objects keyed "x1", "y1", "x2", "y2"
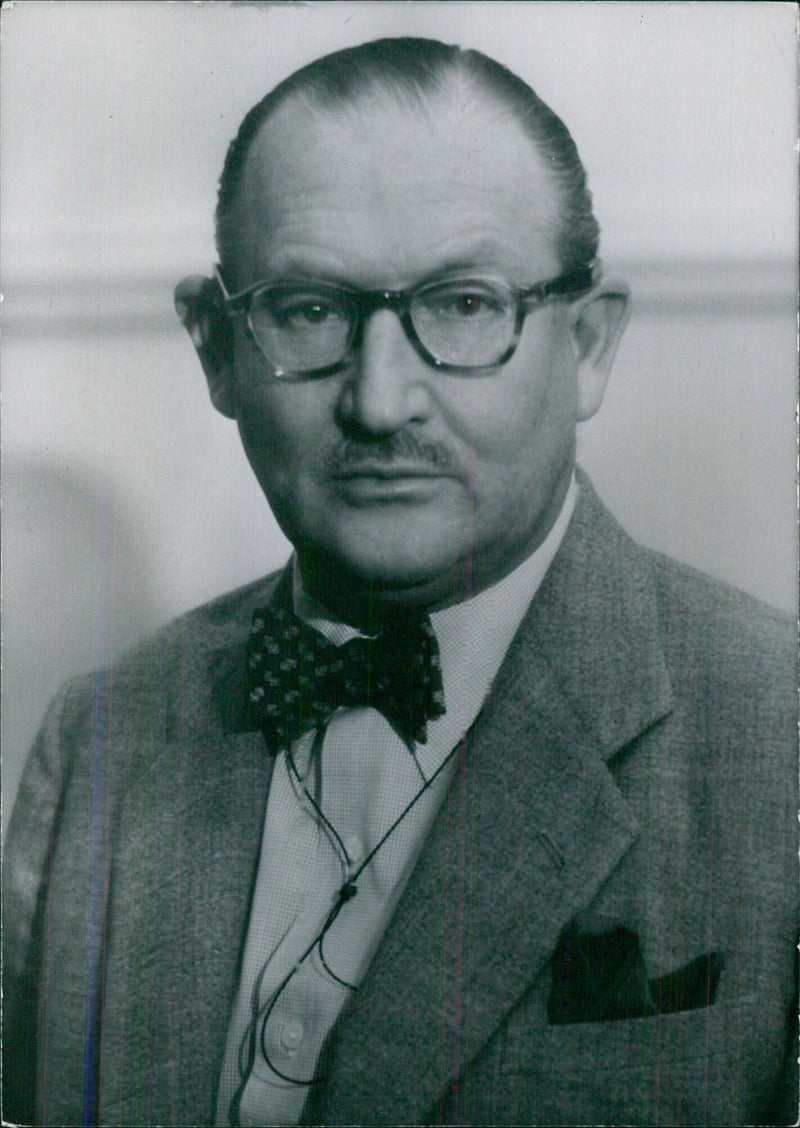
[
  {"x1": 342, "y1": 552, "x2": 448, "y2": 591},
  {"x1": 305, "y1": 539, "x2": 460, "y2": 611}
]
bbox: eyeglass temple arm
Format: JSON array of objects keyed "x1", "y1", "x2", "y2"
[
  {"x1": 214, "y1": 266, "x2": 239, "y2": 307},
  {"x1": 522, "y1": 262, "x2": 600, "y2": 307}
]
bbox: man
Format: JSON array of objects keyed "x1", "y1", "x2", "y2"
[{"x1": 4, "y1": 37, "x2": 796, "y2": 1127}]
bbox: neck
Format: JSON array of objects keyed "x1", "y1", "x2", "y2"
[{"x1": 299, "y1": 561, "x2": 439, "y2": 632}]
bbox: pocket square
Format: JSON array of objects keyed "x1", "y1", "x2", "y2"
[{"x1": 548, "y1": 926, "x2": 724, "y2": 1024}]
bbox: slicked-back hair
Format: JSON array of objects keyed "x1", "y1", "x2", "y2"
[{"x1": 215, "y1": 37, "x2": 600, "y2": 282}]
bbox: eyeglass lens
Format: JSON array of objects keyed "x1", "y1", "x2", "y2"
[{"x1": 247, "y1": 278, "x2": 519, "y2": 373}]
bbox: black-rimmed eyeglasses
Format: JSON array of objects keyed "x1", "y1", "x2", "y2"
[{"x1": 214, "y1": 263, "x2": 597, "y2": 380}]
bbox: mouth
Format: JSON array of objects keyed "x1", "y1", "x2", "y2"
[
  {"x1": 332, "y1": 463, "x2": 451, "y2": 481},
  {"x1": 330, "y1": 464, "x2": 453, "y2": 502}
]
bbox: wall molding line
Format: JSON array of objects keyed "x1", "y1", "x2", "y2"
[{"x1": 3, "y1": 257, "x2": 796, "y2": 337}]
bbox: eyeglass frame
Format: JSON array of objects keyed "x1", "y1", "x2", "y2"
[{"x1": 213, "y1": 261, "x2": 600, "y2": 380}]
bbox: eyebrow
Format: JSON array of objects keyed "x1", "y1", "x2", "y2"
[
  {"x1": 418, "y1": 237, "x2": 529, "y2": 276},
  {"x1": 260, "y1": 243, "x2": 530, "y2": 288}
]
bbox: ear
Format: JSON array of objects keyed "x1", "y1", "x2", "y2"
[
  {"x1": 174, "y1": 275, "x2": 238, "y2": 418},
  {"x1": 567, "y1": 278, "x2": 632, "y2": 422}
]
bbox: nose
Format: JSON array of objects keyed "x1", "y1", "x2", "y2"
[{"x1": 336, "y1": 309, "x2": 433, "y2": 435}]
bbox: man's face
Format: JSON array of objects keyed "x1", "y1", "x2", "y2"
[{"x1": 226, "y1": 92, "x2": 592, "y2": 612}]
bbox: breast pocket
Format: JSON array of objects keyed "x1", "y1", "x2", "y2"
[{"x1": 498, "y1": 995, "x2": 783, "y2": 1127}]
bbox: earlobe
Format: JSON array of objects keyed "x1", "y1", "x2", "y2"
[
  {"x1": 568, "y1": 278, "x2": 632, "y2": 422},
  {"x1": 174, "y1": 275, "x2": 238, "y2": 418}
]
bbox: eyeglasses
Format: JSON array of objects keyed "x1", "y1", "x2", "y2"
[{"x1": 215, "y1": 263, "x2": 597, "y2": 380}]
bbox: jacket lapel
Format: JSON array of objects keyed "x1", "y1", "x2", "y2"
[{"x1": 314, "y1": 476, "x2": 673, "y2": 1125}]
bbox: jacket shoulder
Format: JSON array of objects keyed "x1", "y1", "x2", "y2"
[
  {"x1": 645, "y1": 548, "x2": 795, "y2": 680},
  {"x1": 28, "y1": 570, "x2": 282, "y2": 770},
  {"x1": 125, "y1": 569, "x2": 283, "y2": 665},
  {"x1": 641, "y1": 548, "x2": 796, "y2": 815}
]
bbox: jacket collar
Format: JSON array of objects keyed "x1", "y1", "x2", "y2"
[{"x1": 311, "y1": 471, "x2": 674, "y2": 1124}]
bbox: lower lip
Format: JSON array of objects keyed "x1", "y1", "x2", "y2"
[{"x1": 333, "y1": 474, "x2": 448, "y2": 502}]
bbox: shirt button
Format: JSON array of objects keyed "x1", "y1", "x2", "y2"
[
  {"x1": 344, "y1": 835, "x2": 363, "y2": 864},
  {"x1": 280, "y1": 1017, "x2": 304, "y2": 1051}
]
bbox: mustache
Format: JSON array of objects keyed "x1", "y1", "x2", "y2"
[{"x1": 325, "y1": 430, "x2": 460, "y2": 474}]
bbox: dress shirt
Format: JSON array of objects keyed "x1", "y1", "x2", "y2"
[{"x1": 215, "y1": 476, "x2": 578, "y2": 1126}]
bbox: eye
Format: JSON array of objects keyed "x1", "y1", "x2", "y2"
[
  {"x1": 447, "y1": 293, "x2": 480, "y2": 317},
  {"x1": 425, "y1": 285, "x2": 506, "y2": 320},
  {"x1": 255, "y1": 289, "x2": 348, "y2": 330},
  {"x1": 275, "y1": 298, "x2": 338, "y2": 327}
]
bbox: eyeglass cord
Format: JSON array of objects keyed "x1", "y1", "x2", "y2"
[{"x1": 229, "y1": 719, "x2": 465, "y2": 1115}]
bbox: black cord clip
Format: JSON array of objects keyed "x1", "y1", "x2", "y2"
[{"x1": 338, "y1": 881, "x2": 358, "y2": 905}]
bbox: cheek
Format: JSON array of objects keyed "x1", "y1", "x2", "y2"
[
  {"x1": 451, "y1": 342, "x2": 578, "y2": 531},
  {"x1": 457, "y1": 358, "x2": 575, "y2": 478},
  {"x1": 235, "y1": 370, "x2": 334, "y2": 476},
  {"x1": 235, "y1": 397, "x2": 301, "y2": 522}
]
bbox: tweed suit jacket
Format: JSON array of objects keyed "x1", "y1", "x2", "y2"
[{"x1": 4, "y1": 476, "x2": 797, "y2": 1126}]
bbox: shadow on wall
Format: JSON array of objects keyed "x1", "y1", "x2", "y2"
[{"x1": 2, "y1": 456, "x2": 163, "y2": 833}]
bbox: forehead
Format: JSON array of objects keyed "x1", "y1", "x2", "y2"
[{"x1": 235, "y1": 88, "x2": 562, "y2": 285}]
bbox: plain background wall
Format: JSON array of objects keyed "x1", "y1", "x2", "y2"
[{"x1": 2, "y1": 1, "x2": 797, "y2": 827}]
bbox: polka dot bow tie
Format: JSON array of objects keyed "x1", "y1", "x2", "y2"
[{"x1": 246, "y1": 583, "x2": 446, "y2": 749}]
